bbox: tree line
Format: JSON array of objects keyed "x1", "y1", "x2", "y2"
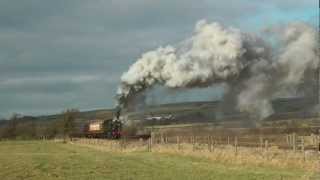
[{"x1": 0, "y1": 109, "x2": 79, "y2": 140}]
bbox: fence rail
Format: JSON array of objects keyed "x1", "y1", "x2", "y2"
[{"x1": 73, "y1": 133, "x2": 320, "y2": 154}]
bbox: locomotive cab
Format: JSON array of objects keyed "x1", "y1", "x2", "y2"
[{"x1": 85, "y1": 119, "x2": 122, "y2": 139}]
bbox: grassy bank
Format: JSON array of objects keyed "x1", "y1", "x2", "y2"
[{"x1": 0, "y1": 140, "x2": 317, "y2": 180}]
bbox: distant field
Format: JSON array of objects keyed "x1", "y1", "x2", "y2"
[{"x1": 0, "y1": 141, "x2": 317, "y2": 180}]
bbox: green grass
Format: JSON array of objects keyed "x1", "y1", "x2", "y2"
[{"x1": 0, "y1": 141, "x2": 312, "y2": 180}]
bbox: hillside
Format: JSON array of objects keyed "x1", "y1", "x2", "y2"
[{"x1": 0, "y1": 98, "x2": 318, "y2": 139}]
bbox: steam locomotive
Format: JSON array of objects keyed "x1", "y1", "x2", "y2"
[
  {"x1": 84, "y1": 119, "x2": 122, "y2": 139},
  {"x1": 84, "y1": 108, "x2": 122, "y2": 139}
]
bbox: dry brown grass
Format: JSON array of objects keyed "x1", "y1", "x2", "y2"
[
  {"x1": 154, "y1": 144, "x2": 319, "y2": 173},
  {"x1": 72, "y1": 138, "x2": 320, "y2": 176}
]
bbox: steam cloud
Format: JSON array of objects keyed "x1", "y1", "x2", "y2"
[{"x1": 117, "y1": 20, "x2": 319, "y2": 119}]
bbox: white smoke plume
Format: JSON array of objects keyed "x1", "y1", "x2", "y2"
[{"x1": 117, "y1": 20, "x2": 319, "y2": 119}]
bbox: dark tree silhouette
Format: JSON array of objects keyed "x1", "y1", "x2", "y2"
[{"x1": 61, "y1": 109, "x2": 79, "y2": 142}]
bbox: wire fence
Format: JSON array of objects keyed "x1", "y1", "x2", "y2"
[{"x1": 72, "y1": 133, "x2": 320, "y2": 155}]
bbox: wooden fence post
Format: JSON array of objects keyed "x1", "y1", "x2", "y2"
[
  {"x1": 301, "y1": 137, "x2": 304, "y2": 152},
  {"x1": 289, "y1": 134, "x2": 292, "y2": 149},
  {"x1": 165, "y1": 134, "x2": 168, "y2": 144},
  {"x1": 227, "y1": 136, "x2": 230, "y2": 145},
  {"x1": 264, "y1": 140, "x2": 268, "y2": 152},
  {"x1": 318, "y1": 135, "x2": 320, "y2": 152},
  {"x1": 151, "y1": 132, "x2": 154, "y2": 149},
  {"x1": 211, "y1": 136, "x2": 215, "y2": 151},
  {"x1": 147, "y1": 137, "x2": 152, "y2": 152},
  {"x1": 208, "y1": 136, "x2": 212, "y2": 152},
  {"x1": 259, "y1": 136, "x2": 263, "y2": 151},
  {"x1": 301, "y1": 137, "x2": 306, "y2": 161},
  {"x1": 192, "y1": 136, "x2": 196, "y2": 151},
  {"x1": 161, "y1": 133, "x2": 164, "y2": 144},
  {"x1": 293, "y1": 133, "x2": 296, "y2": 152},
  {"x1": 234, "y1": 136, "x2": 238, "y2": 155},
  {"x1": 314, "y1": 135, "x2": 320, "y2": 152}
]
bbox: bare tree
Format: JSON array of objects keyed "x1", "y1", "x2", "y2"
[
  {"x1": 2, "y1": 113, "x2": 19, "y2": 139},
  {"x1": 61, "y1": 109, "x2": 79, "y2": 142}
]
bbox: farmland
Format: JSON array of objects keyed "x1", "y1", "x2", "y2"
[{"x1": 0, "y1": 140, "x2": 319, "y2": 180}]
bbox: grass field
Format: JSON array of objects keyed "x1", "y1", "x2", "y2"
[{"x1": 0, "y1": 141, "x2": 317, "y2": 180}]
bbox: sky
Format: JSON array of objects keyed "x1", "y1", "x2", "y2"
[{"x1": 0, "y1": 0, "x2": 318, "y2": 118}]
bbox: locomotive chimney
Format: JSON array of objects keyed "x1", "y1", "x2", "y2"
[{"x1": 115, "y1": 106, "x2": 121, "y2": 120}]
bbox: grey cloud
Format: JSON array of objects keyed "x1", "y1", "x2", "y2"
[{"x1": 0, "y1": 0, "x2": 316, "y2": 117}]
